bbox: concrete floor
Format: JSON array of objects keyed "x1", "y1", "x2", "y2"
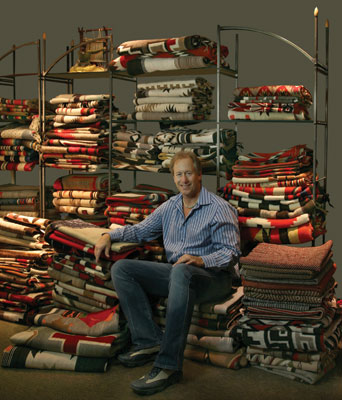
[{"x1": 0, "y1": 319, "x2": 341, "y2": 400}]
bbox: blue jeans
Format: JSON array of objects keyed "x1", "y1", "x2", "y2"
[{"x1": 111, "y1": 259, "x2": 232, "y2": 371}]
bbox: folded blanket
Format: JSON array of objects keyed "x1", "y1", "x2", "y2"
[
  {"x1": 10, "y1": 325, "x2": 128, "y2": 358},
  {"x1": 240, "y1": 240, "x2": 333, "y2": 270},
  {"x1": 232, "y1": 85, "x2": 313, "y2": 104},
  {"x1": 2, "y1": 345, "x2": 109, "y2": 372}
]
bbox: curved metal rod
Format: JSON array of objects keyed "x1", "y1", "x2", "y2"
[
  {"x1": 0, "y1": 40, "x2": 39, "y2": 63},
  {"x1": 219, "y1": 26, "x2": 315, "y2": 64},
  {"x1": 44, "y1": 36, "x2": 113, "y2": 75}
]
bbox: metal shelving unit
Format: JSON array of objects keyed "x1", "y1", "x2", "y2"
[
  {"x1": 216, "y1": 7, "x2": 329, "y2": 243},
  {"x1": 0, "y1": 40, "x2": 42, "y2": 187}
]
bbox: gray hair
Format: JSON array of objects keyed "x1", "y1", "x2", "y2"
[{"x1": 169, "y1": 151, "x2": 202, "y2": 175}]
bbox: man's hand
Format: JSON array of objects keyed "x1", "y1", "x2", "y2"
[
  {"x1": 94, "y1": 233, "x2": 111, "y2": 264},
  {"x1": 173, "y1": 254, "x2": 204, "y2": 268}
]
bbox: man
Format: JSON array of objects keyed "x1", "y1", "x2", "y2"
[{"x1": 95, "y1": 151, "x2": 240, "y2": 396}]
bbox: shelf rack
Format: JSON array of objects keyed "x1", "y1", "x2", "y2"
[
  {"x1": 216, "y1": 8, "x2": 329, "y2": 244},
  {"x1": 0, "y1": 39, "x2": 42, "y2": 186}
]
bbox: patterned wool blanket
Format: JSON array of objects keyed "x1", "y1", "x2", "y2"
[
  {"x1": 10, "y1": 325, "x2": 129, "y2": 358},
  {"x1": 0, "y1": 124, "x2": 40, "y2": 142},
  {"x1": 31, "y1": 306, "x2": 121, "y2": 336},
  {"x1": 113, "y1": 55, "x2": 212, "y2": 76},
  {"x1": 105, "y1": 191, "x2": 172, "y2": 206},
  {"x1": 2, "y1": 345, "x2": 109, "y2": 372},
  {"x1": 53, "y1": 190, "x2": 107, "y2": 199},
  {"x1": 53, "y1": 173, "x2": 118, "y2": 191},
  {"x1": 130, "y1": 110, "x2": 209, "y2": 121},
  {"x1": 231, "y1": 314, "x2": 342, "y2": 352},
  {"x1": 49, "y1": 94, "x2": 112, "y2": 105},
  {"x1": 238, "y1": 214, "x2": 310, "y2": 229},
  {"x1": 45, "y1": 221, "x2": 139, "y2": 260},
  {"x1": 184, "y1": 344, "x2": 247, "y2": 370},
  {"x1": 53, "y1": 285, "x2": 112, "y2": 312},
  {"x1": 117, "y1": 35, "x2": 228, "y2": 59},
  {"x1": 232, "y1": 85, "x2": 312, "y2": 104}
]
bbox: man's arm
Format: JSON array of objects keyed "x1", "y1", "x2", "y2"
[{"x1": 94, "y1": 202, "x2": 166, "y2": 263}]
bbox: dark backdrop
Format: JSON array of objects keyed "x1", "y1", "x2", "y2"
[{"x1": 1, "y1": 0, "x2": 341, "y2": 294}]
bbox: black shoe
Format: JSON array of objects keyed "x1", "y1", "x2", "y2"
[
  {"x1": 117, "y1": 346, "x2": 160, "y2": 367},
  {"x1": 130, "y1": 367, "x2": 182, "y2": 396}
]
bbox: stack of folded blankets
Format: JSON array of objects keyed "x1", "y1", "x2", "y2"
[
  {"x1": 52, "y1": 173, "x2": 121, "y2": 226},
  {"x1": 220, "y1": 144, "x2": 327, "y2": 244},
  {"x1": 112, "y1": 125, "x2": 238, "y2": 176},
  {"x1": 42, "y1": 93, "x2": 126, "y2": 171},
  {"x1": 0, "y1": 123, "x2": 40, "y2": 171},
  {"x1": 152, "y1": 287, "x2": 247, "y2": 370},
  {"x1": 0, "y1": 184, "x2": 40, "y2": 217},
  {"x1": 0, "y1": 213, "x2": 55, "y2": 324},
  {"x1": 231, "y1": 240, "x2": 342, "y2": 384},
  {"x1": 227, "y1": 85, "x2": 312, "y2": 121},
  {"x1": 130, "y1": 78, "x2": 214, "y2": 121},
  {"x1": 112, "y1": 127, "x2": 162, "y2": 171},
  {"x1": 155, "y1": 125, "x2": 238, "y2": 177},
  {"x1": 109, "y1": 34, "x2": 229, "y2": 76},
  {"x1": 2, "y1": 306, "x2": 129, "y2": 372},
  {"x1": 105, "y1": 184, "x2": 174, "y2": 226},
  {"x1": 0, "y1": 97, "x2": 39, "y2": 123},
  {"x1": 44, "y1": 218, "x2": 144, "y2": 313}
]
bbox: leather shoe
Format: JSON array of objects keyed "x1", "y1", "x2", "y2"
[
  {"x1": 130, "y1": 367, "x2": 182, "y2": 395},
  {"x1": 117, "y1": 345, "x2": 160, "y2": 367}
]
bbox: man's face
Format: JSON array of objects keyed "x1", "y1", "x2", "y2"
[{"x1": 173, "y1": 157, "x2": 202, "y2": 198}]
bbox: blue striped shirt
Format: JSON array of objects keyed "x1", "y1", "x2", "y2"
[{"x1": 109, "y1": 186, "x2": 241, "y2": 269}]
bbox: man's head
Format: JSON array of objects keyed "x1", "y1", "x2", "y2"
[{"x1": 170, "y1": 151, "x2": 202, "y2": 199}]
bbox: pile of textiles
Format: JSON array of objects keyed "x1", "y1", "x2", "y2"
[
  {"x1": 220, "y1": 144, "x2": 328, "y2": 244},
  {"x1": 0, "y1": 97, "x2": 39, "y2": 123},
  {"x1": 52, "y1": 173, "x2": 121, "y2": 226},
  {"x1": 2, "y1": 306, "x2": 129, "y2": 372},
  {"x1": 130, "y1": 78, "x2": 214, "y2": 122},
  {"x1": 112, "y1": 126, "x2": 162, "y2": 171},
  {"x1": 0, "y1": 184, "x2": 57, "y2": 219},
  {"x1": 152, "y1": 287, "x2": 247, "y2": 370},
  {"x1": 44, "y1": 218, "x2": 144, "y2": 313},
  {"x1": 231, "y1": 240, "x2": 342, "y2": 384},
  {"x1": 109, "y1": 34, "x2": 229, "y2": 76},
  {"x1": 112, "y1": 125, "x2": 238, "y2": 177},
  {"x1": 105, "y1": 183, "x2": 174, "y2": 226},
  {"x1": 0, "y1": 123, "x2": 40, "y2": 171},
  {"x1": 155, "y1": 126, "x2": 238, "y2": 177},
  {"x1": 0, "y1": 184, "x2": 40, "y2": 217},
  {"x1": 0, "y1": 213, "x2": 55, "y2": 324},
  {"x1": 227, "y1": 85, "x2": 312, "y2": 121},
  {"x1": 42, "y1": 93, "x2": 126, "y2": 171}
]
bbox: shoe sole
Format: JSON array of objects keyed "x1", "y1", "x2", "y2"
[{"x1": 131, "y1": 373, "x2": 182, "y2": 395}]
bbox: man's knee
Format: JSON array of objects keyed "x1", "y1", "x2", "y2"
[
  {"x1": 170, "y1": 263, "x2": 192, "y2": 283},
  {"x1": 111, "y1": 258, "x2": 132, "y2": 280}
]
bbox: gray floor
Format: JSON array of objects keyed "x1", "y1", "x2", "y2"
[{"x1": 0, "y1": 319, "x2": 341, "y2": 400}]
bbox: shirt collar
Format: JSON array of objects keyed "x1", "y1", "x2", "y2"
[{"x1": 175, "y1": 186, "x2": 211, "y2": 212}]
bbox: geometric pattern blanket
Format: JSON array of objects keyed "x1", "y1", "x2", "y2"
[
  {"x1": 31, "y1": 306, "x2": 121, "y2": 336},
  {"x1": 9, "y1": 325, "x2": 129, "y2": 358},
  {"x1": 2, "y1": 345, "x2": 109, "y2": 372}
]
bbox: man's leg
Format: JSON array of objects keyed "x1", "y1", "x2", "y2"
[
  {"x1": 130, "y1": 264, "x2": 232, "y2": 395},
  {"x1": 111, "y1": 259, "x2": 172, "y2": 350},
  {"x1": 154, "y1": 264, "x2": 232, "y2": 371}
]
